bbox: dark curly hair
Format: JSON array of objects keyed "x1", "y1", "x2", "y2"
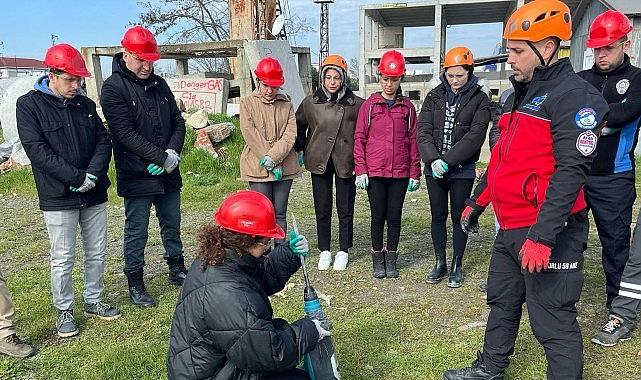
[{"x1": 196, "y1": 223, "x2": 267, "y2": 270}]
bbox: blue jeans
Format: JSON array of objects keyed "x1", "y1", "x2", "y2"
[{"x1": 123, "y1": 191, "x2": 183, "y2": 273}]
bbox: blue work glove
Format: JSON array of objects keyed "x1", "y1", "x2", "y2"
[
  {"x1": 259, "y1": 155, "x2": 276, "y2": 171},
  {"x1": 272, "y1": 166, "x2": 283, "y2": 181},
  {"x1": 431, "y1": 159, "x2": 448, "y2": 179},
  {"x1": 297, "y1": 151, "x2": 304, "y2": 167},
  {"x1": 288, "y1": 229, "x2": 309, "y2": 257},
  {"x1": 355, "y1": 174, "x2": 369, "y2": 190},
  {"x1": 147, "y1": 163, "x2": 165, "y2": 175},
  {"x1": 407, "y1": 178, "x2": 420, "y2": 192}
]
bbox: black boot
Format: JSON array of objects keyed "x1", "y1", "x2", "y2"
[
  {"x1": 371, "y1": 249, "x2": 386, "y2": 279},
  {"x1": 426, "y1": 252, "x2": 448, "y2": 284},
  {"x1": 125, "y1": 270, "x2": 156, "y2": 308},
  {"x1": 385, "y1": 250, "x2": 399, "y2": 278},
  {"x1": 443, "y1": 351, "x2": 505, "y2": 380},
  {"x1": 448, "y1": 255, "x2": 464, "y2": 288},
  {"x1": 167, "y1": 255, "x2": 189, "y2": 286}
]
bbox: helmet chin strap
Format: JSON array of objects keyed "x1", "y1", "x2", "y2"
[{"x1": 527, "y1": 40, "x2": 560, "y2": 67}]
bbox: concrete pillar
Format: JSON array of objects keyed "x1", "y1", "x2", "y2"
[
  {"x1": 359, "y1": 9, "x2": 370, "y2": 98},
  {"x1": 236, "y1": 47, "x2": 254, "y2": 98},
  {"x1": 434, "y1": 4, "x2": 444, "y2": 75},
  {"x1": 297, "y1": 51, "x2": 312, "y2": 96},
  {"x1": 81, "y1": 47, "x2": 103, "y2": 104},
  {"x1": 175, "y1": 59, "x2": 189, "y2": 75}
]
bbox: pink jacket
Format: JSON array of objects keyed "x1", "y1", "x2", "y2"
[{"x1": 354, "y1": 93, "x2": 421, "y2": 179}]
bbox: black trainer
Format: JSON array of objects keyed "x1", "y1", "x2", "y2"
[
  {"x1": 591, "y1": 317, "x2": 632, "y2": 347},
  {"x1": 84, "y1": 301, "x2": 121, "y2": 320},
  {"x1": 443, "y1": 351, "x2": 505, "y2": 380}
]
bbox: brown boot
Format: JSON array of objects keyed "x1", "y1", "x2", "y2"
[{"x1": 0, "y1": 334, "x2": 35, "y2": 358}]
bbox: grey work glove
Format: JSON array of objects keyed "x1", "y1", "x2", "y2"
[
  {"x1": 312, "y1": 319, "x2": 332, "y2": 341},
  {"x1": 308, "y1": 308, "x2": 332, "y2": 330},
  {"x1": 70, "y1": 173, "x2": 97, "y2": 193},
  {"x1": 163, "y1": 149, "x2": 180, "y2": 174},
  {"x1": 431, "y1": 159, "x2": 449, "y2": 179},
  {"x1": 355, "y1": 174, "x2": 369, "y2": 190},
  {"x1": 259, "y1": 155, "x2": 276, "y2": 171}
]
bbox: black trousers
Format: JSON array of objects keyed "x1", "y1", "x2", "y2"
[
  {"x1": 367, "y1": 177, "x2": 409, "y2": 251},
  {"x1": 249, "y1": 180, "x2": 293, "y2": 244},
  {"x1": 482, "y1": 210, "x2": 588, "y2": 380},
  {"x1": 264, "y1": 368, "x2": 310, "y2": 380},
  {"x1": 311, "y1": 160, "x2": 356, "y2": 252},
  {"x1": 425, "y1": 177, "x2": 474, "y2": 258},
  {"x1": 585, "y1": 171, "x2": 636, "y2": 307}
]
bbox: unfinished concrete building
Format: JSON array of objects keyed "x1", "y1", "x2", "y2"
[{"x1": 358, "y1": 0, "x2": 591, "y2": 100}]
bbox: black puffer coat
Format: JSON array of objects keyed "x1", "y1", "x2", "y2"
[
  {"x1": 100, "y1": 53, "x2": 185, "y2": 197},
  {"x1": 167, "y1": 245, "x2": 319, "y2": 380}
]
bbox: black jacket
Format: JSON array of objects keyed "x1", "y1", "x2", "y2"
[
  {"x1": 167, "y1": 245, "x2": 319, "y2": 380},
  {"x1": 16, "y1": 81, "x2": 111, "y2": 211},
  {"x1": 578, "y1": 54, "x2": 641, "y2": 175},
  {"x1": 417, "y1": 81, "x2": 490, "y2": 177},
  {"x1": 100, "y1": 53, "x2": 186, "y2": 197}
]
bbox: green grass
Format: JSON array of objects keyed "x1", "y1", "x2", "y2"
[{"x1": 0, "y1": 118, "x2": 640, "y2": 379}]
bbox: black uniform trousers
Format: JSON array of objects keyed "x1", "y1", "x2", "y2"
[
  {"x1": 585, "y1": 171, "x2": 636, "y2": 308},
  {"x1": 482, "y1": 210, "x2": 588, "y2": 380},
  {"x1": 310, "y1": 159, "x2": 356, "y2": 252},
  {"x1": 367, "y1": 177, "x2": 409, "y2": 252}
]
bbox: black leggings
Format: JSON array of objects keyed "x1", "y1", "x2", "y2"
[
  {"x1": 264, "y1": 368, "x2": 311, "y2": 380},
  {"x1": 367, "y1": 177, "x2": 409, "y2": 251},
  {"x1": 426, "y1": 177, "x2": 474, "y2": 258}
]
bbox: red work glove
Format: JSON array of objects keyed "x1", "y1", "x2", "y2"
[
  {"x1": 461, "y1": 205, "x2": 483, "y2": 234},
  {"x1": 519, "y1": 239, "x2": 551, "y2": 273}
]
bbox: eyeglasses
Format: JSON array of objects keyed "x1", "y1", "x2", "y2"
[{"x1": 53, "y1": 73, "x2": 83, "y2": 86}]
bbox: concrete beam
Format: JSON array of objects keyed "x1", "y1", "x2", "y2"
[
  {"x1": 81, "y1": 47, "x2": 103, "y2": 104},
  {"x1": 364, "y1": 47, "x2": 435, "y2": 60}
]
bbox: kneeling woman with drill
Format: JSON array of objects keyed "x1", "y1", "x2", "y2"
[{"x1": 167, "y1": 190, "x2": 331, "y2": 380}]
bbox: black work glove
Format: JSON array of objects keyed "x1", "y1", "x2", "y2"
[{"x1": 461, "y1": 200, "x2": 485, "y2": 234}]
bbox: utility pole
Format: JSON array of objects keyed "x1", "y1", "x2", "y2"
[
  {"x1": 314, "y1": 0, "x2": 333, "y2": 64},
  {"x1": 51, "y1": 34, "x2": 58, "y2": 46}
]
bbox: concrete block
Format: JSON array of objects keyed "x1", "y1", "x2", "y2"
[
  {"x1": 207, "y1": 122, "x2": 234, "y2": 143},
  {"x1": 186, "y1": 109, "x2": 210, "y2": 130},
  {"x1": 167, "y1": 77, "x2": 229, "y2": 114}
]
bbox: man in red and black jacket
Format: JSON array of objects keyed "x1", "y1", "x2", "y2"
[{"x1": 444, "y1": 1, "x2": 609, "y2": 380}]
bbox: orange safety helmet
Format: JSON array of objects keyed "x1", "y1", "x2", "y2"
[
  {"x1": 44, "y1": 44, "x2": 91, "y2": 77},
  {"x1": 321, "y1": 54, "x2": 348, "y2": 75},
  {"x1": 443, "y1": 46, "x2": 474, "y2": 69},
  {"x1": 254, "y1": 57, "x2": 285, "y2": 87},
  {"x1": 503, "y1": 0, "x2": 572, "y2": 42},
  {"x1": 378, "y1": 50, "x2": 406, "y2": 77},
  {"x1": 586, "y1": 10, "x2": 633, "y2": 48},
  {"x1": 121, "y1": 26, "x2": 161, "y2": 62},
  {"x1": 214, "y1": 190, "x2": 285, "y2": 239}
]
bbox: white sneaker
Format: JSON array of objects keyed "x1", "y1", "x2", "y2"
[
  {"x1": 318, "y1": 250, "x2": 332, "y2": 270},
  {"x1": 333, "y1": 251, "x2": 349, "y2": 271}
]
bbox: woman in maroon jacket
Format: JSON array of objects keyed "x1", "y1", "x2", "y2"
[{"x1": 353, "y1": 49, "x2": 421, "y2": 279}]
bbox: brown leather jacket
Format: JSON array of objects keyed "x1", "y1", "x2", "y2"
[
  {"x1": 239, "y1": 90, "x2": 300, "y2": 182},
  {"x1": 294, "y1": 87, "x2": 364, "y2": 178}
]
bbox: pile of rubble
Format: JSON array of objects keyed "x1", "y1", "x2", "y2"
[{"x1": 182, "y1": 105, "x2": 235, "y2": 158}]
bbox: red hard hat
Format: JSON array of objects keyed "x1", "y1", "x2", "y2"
[
  {"x1": 378, "y1": 50, "x2": 406, "y2": 77},
  {"x1": 214, "y1": 190, "x2": 285, "y2": 239},
  {"x1": 44, "y1": 44, "x2": 91, "y2": 77},
  {"x1": 586, "y1": 10, "x2": 633, "y2": 48},
  {"x1": 254, "y1": 57, "x2": 285, "y2": 87},
  {"x1": 121, "y1": 26, "x2": 161, "y2": 62}
]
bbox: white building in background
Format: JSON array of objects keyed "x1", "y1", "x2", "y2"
[{"x1": 0, "y1": 57, "x2": 47, "y2": 79}]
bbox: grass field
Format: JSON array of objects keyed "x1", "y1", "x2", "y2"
[{"x1": 0, "y1": 114, "x2": 639, "y2": 379}]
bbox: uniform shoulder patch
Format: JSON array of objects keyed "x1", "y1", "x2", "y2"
[
  {"x1": 616, "y1": 79, "x2": 629, "y2": 94},
  {"x1": 575, "y1": 108, "x2": 597, "y2": 129},
  {"x1": 576, "y1": 130, "x2": 598, "y2": 156}
]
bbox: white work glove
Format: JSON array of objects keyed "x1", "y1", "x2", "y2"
[
  {"x1": 407, "y1": 178, "x2": 420, "y2": 192},
  {"x1": 355, "y1": 174, "x2": 369, "y2": 190},
  {"x1": 163, "y1": 149, "x2": 180, "y2": 173},
  {"x1": 259, "y1": 155, "x2": 276, "y2": 171},
  {"x1": 431, "y1": 159, "x2": 449, "y2": 179},
  {"x1": 312, "y1": 319, "x2": 332, "y2": 341},
  {"x1": 73, "y1": 173, "x2": 97, "y2": 193}
]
